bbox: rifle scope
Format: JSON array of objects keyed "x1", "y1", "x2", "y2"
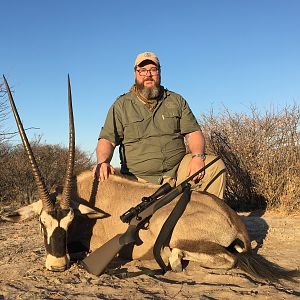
[{"x1": 120, "y1": 183, "x2": 172, "y2": 223}]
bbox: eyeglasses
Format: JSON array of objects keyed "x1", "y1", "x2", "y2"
[{"x1": 136, "y1": 67, "x2": 160, "y2": 76}]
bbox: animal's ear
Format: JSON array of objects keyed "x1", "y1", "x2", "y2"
[
  {"x1": 1, "y1": 200, "x2": 43, "y2": 222},
  {"x1": 74, "y1": 203, "x2": 110, "y2": 219}
]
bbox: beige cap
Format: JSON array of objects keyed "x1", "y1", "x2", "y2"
[{"x1": 134, "y1": 51, "x2": 160, "y2": 67}]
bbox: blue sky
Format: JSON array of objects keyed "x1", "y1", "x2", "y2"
[{"x1": 1, "y1": 0, "x2": 300, "y2": 166}]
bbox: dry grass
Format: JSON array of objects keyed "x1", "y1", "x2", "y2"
[{"x1": 200, "y1": 104, "x2": 300, "y2": 213}]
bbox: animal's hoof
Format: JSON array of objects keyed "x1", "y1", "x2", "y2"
[
  {"x1": 169, "y1": 248, "x2": 184, "y2": 272},
  {"x1": 170, "y1": 261, "x2": 183, "y2": 272}
]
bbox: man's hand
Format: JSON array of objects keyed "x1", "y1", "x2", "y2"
[
  {"x1": 187, "y1": 156, "x2": 205, "y2": 183},
  {"x1": 94, "y1": 139, "x2": 116, "y2": 182},
  {"x1": 93, "y1": 163, "x2": 116, "y2": 182}
]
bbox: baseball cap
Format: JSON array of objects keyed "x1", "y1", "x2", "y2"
[{"x1": 134, "y1": 51, "x2": 160, "y2": 67}]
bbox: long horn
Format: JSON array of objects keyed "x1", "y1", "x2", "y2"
[
  {"x1": 60, "y1": 75, "x2": 75, "y2": 209},
  {"x1": 3, "y1": 75, "x2": 54, "y2": 211}
]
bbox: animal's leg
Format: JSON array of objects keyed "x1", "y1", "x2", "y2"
[
  {"x1": 181, "y1": 241, "x2": 237, "y2": 269},
  {"x1": 171, "y1": 240, "x2": 237, "y2": 270},
  {"x1": 169, "y1": 248, "x2": 184, "y2": 272},
  {"x1": 161, "y1": 246, "x2": 172, "y2": 266}
]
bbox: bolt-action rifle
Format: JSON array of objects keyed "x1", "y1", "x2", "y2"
[{"x1": 79, "y1": 156, "x2": 221, "y2": 276}]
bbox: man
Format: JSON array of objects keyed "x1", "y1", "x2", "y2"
[{"x1": 95, "y1": 51, "x2": 226, "y2": 199}]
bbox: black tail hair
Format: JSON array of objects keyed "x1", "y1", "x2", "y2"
[{"x1": 236, "y1": 252, "x2": 300, "y2": 283}]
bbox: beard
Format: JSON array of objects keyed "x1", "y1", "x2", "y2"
[{"x1": 135, "y1": 78, "x2": 161, "y2": 99}]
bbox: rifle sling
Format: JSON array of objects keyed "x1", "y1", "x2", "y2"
[
  {"x1": 151, "y1": 157, "x2": 221, "y2": 273},
  {"x1": 153, "y1": 186, "x2": 191, "y2": 273}
]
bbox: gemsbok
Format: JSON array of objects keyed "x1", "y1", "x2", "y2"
[{"x1": 2, "y1": 75, "x2": 299, "y2": 283}]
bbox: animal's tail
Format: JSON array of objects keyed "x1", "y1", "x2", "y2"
[{"x1": 236, "y1": 251, "x2": 300, "y2": 283}]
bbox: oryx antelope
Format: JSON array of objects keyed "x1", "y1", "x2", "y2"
[{"x1": 3, "y1": 76, "x2": 299, "y2": 282}]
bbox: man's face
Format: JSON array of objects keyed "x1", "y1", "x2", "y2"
[{"x1": 134, "y1": 61, "x2": 161, "y2": 99}]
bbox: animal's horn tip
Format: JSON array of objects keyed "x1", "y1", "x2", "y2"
[
  {"x1": 68, "y1": 75, "x2": 72, "y2": 88},
  {"x1": 3, "y1": 75, "x2": 9, "y2": 89}
]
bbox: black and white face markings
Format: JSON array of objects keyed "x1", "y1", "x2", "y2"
[{"x1": 39, "y1": 207, "x2": 74, "y2": 271}]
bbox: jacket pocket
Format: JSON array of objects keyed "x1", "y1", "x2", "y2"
[
  {"x1": 161, "y1": 110, "x2": 181, "y2": 133},
  {"x1": 123, "y1": 114, "x2": 145, "y2": 142}
]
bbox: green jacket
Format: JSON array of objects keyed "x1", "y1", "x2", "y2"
[{"x1": 99, "y1": 88, "x2": 200, "y2": 184}]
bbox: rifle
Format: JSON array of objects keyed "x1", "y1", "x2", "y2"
[{"x1": 79, "y1": 156, "x2": 221, "y2": 276}]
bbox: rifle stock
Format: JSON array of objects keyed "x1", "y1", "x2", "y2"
[{"x1": 80, "y1": 225, "x2": 137, "y2": 276}]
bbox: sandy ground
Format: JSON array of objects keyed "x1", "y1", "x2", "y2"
[{"x1": 0, "y1": 212, "x2": 299, "y2": 300}]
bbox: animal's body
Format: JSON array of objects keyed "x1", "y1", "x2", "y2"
[
  {"x1": 10, "y1": 170, "x2": 250, "y2": 271},
  {"x1": 70, "y1": 170, "x2": 250, "y2": 269}
]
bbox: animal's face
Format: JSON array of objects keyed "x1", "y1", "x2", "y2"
[{"x1": 39, "y1": 207, "x2": 74, "y2": 271}]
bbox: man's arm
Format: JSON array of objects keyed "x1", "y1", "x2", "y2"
[
  {"x1": 95, "y1": 138, "x2": 116, "y2": 182},
  {"x1": 185, "y1": 130, "x2": 206, "y2": 181}
]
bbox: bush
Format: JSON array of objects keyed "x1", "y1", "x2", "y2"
[
  {"x1": 200, "y1": 104, "x2": 300, "y2": 212},
  {"x1": 0, "y1": 140, "x2": 94, "y2": 205}
]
